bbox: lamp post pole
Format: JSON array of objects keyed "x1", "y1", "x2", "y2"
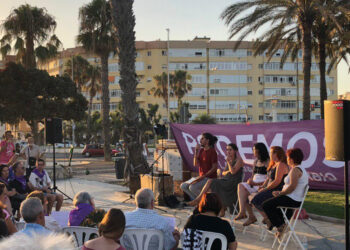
[
  {"x1": 71, "y1": 56, "x2": 75, "y2": 146},
  {"x1": 166, "y1": 28, "x2": 170, "y2": 139}
]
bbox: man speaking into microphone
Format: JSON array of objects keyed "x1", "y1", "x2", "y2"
[{"x1": 180, "y1": 132, "x2": 218, "y2": 201}]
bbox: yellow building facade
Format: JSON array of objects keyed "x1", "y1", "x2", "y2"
[{"x1": 39, "y1": 37, "x2": 337, "y2": 124}]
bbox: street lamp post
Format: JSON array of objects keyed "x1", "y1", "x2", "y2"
[{"x1": 166, "y1": 28, "x2": 170, "y2": 139}]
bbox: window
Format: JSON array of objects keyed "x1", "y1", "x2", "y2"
[
  {"x1": 147, "y1": 78, "x2": 152, "y2": 82},
  {"x1": 210, "y1": 89, "x2": 219, "y2": 95},
  {"x1": 259, "y1": 64, "x2": 263, "y2": 69},
  {"x1": 259, "y1": 102, "x2": 263, "y2": 108},
  {"x1": 247, "y1": 76, "x2": 252, "y2": 82},
  {"x1": 248, "y1": 91, "x2": 253, "y2": 95},
  {"x1": 247, "y1": 64, "x2": 252, "y2": 70},
  {"x1": 195, "y1": 52, "x2": 203, "y2": 56},
  {"x1": 162, "y1": 50, "x2": 167, "y2": 56},
  {"x1": 247, "y1": 51, "x2": 253, "y2": 56},
  {"x1": 259, "y1": 115, "x2": 264, "y2": 121},
  {"x1": 136, "y1": 91, "x2": 140, "y2": 97},
  {"x1": 147, "y1": 51, "x2": 152, "y2": 56},
  {"x1": 162, "y1": 64, "x2": 167, "y2": 69},
  {"x1": 148, "y1": 104, "x2": 153, "y2": 108},
  {"x1": 147, "y1": 65, "x2": 152, "y2": 70},
  {"x1": 216, "y1": 49, "x2": 225, "y2": 57},
  {"x1": 259, "y1": 90, "x2": 263, "y2": 95}
]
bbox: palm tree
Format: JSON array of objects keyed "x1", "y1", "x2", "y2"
[
  {"x1": 151, "y1": 72, "x2": 174, "y2": 109},
  {"x1": 84, "y1": 64, "x2": 102, "y2": 142},
  {"x1": 78, "y1": 0, "x2": 117, "y2": 161},
  {"x1": 110, "y1": 0, "x2": 149, "y2": 192},
  {"x1": 64, "y1": 55, "x2": 91, "y2": 92},
  {"x1": 172, "y1": 70, "x2": 192, "y2": 113},
  {"x1": 221, "y1": 0, "x2": 342, "y2": 120},
  {"x1": 312, "y1": 0, "x2": 350, "y2": 118},
  {"x1": 0, "y1": 4, "x2": 61, "y2": 69},
  {"x1": 252, "y1": 1, "x2": 350, "y2": 120}
]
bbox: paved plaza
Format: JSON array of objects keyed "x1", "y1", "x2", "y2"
[{"x1": 56, "y1": 173, "x2": 346, "y2": 250}]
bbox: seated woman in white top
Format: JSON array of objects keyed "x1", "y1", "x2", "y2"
[
  {"x1": 29, "y1": 159, "x2": 63, "y2": 215},
  {"x1": 235, "y1": 143, "x2": 269, "y2": 221},
  {"x1": 262, "y1": 148, "x2": 309, "y2": 238}
]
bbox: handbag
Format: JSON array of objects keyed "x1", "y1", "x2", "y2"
[{"x1": 27, "y1": 147, "x2": 36, "y2": 166}]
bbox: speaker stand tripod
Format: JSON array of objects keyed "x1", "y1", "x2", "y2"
[{"x1": 52, "y1": 143, "x2": 73, "y2": 200}]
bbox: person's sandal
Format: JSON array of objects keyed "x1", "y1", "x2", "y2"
[
  {"x1": 234, "y1": 214, "x2": 247, "y2": 220},
  {"x1": 266, "y1": 219, "x2": 273, "y2": 231},
  {"x1": 243, "y1": 217, "x2": 257, "y2": 226},
  {"x1": 276, "y1": 224, "x2": 287, "y2": 239}
]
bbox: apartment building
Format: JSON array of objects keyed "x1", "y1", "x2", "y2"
[{"x1": 38, "y1": 37, "x2": 337, "y2": 124}]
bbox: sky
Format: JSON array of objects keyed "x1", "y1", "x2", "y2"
[{"x1": 0, "y1": 0, "x2": 349, "y2": 95}]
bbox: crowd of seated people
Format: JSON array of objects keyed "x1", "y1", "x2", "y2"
[{"x1": 0, "y1": 130, "x2": 309, "y2": 249}]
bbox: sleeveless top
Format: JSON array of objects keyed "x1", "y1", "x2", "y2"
[
  {"x1": 253, "y1": 160, "x2": 267, "y2": 175},
  {"x1": 282, "y1": 166, "x2": 309, "y2": 202},
  {"x1": 268, "y1": 164, "x2": 289, "y2": 190},
  {"x1": 223, "y1": 159, "x2": 243, "y2": 180}
]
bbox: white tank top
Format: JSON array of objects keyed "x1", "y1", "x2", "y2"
[{"x1": 282, "y1": 166, "x2": 309, "y2": 202}]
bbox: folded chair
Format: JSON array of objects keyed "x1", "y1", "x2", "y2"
[
  {"x1": 272, "y1": 185, "x2": 309, "y2": 250},
  {"x1": 230, "y1": 172, "x2": 245, "y2": 225}
]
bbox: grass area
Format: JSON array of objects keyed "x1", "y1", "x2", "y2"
[{"x1": 304, "y1": 190, "x2": 346, "y2": 219}]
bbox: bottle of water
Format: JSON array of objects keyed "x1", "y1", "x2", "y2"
[{"x1": 301, "y1": 235, "x2": 308, "y2": 249}]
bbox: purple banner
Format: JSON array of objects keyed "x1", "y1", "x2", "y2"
[{"x1": 171, "y1": 120, "x2": 346, "y2": 191}]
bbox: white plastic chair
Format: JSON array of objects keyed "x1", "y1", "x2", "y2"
[
  {"x1": 181, "y1": 230, "x2": 227, "y2": 250},
  {"x1": 120, "y1": 228, "x2": 164, "y2": 250},
  {"x1": 272, "y1": 185, "x2": 309, "y2": 250},
  {"x1": 61, "y1": 226, "x2": 99, "y2": 247},
  {"x1": 15, "y1": 221, "x2": 26, "y2": 231},
  {"x1": 202, "y1": 231, "x2": 228, "y2": 250}
]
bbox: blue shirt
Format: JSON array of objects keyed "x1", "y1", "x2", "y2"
[
  {"x1": 124, "y1": 208, "x2": 176, "y2": 250},
  {"x1": 17, "y1": 223, "x2": 51, "y2": 237}
]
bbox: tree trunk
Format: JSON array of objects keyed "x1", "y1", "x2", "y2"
[
  {"x1": 110, "y1": 0, "x2": 149, "y2": 191},
  {"x1": 100, "y1": 54, "x2": 111, "y2": 161},
  {"x1": 28, "y1": 120, "x2": 39, "y2": 144},
  {"x1": 25, "y1": 34, "x2": 36, "y2": 69},
  {"x1": 86, "y1": 94, "x2": 93, "y2": 143},
  {"x1": 301, "y1": 23, "x2": 312, "y2": 120},
  {"x1": 318, "y1": 39, "x2": 327, "y2": 119}
]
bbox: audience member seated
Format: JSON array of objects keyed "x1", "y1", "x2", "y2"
[
  {"x1": 235, "y1": 143, "x2": 269, "y2": 221},
  {"x1": 187, "y1": 143, "x2": 243, "y2": 213},
  {"x1": 68, "y1": 191, "x2": 105, "y2": 227},
  {"x1": 83, "y1": 208, "x2": 126, "y2": 250},
  {"x1": 9, "y1": 161, "x2": 32, "y2": 198},
  {"x1": 0, "y1": 201, "x2": 10, "y2": 238},
  {"x1": 0, "y1": 184, "x2": 16, "y2": 235},
  {"x1": 0, "y1": 164, "x2": 24, "y2": 217},
  {"x1": 180, "y1": 133, "x2": 218, "y2": 200},
  {"x1": 16, "y1": 197, "x2": 51, "y2": 236},
  {"x1": 0, "y1": 131, "x2": 15, "y2": 165},
  {"x1": 183, "y1": 192, "x2": 237, "y2": 250},
  {"x1": 262, "y1": 148, "x2": 309, "y2": 239},
  {"x1": 246, "y1": 146, "x2": 289, "y2": 226},
  {"x1": 27, "y1": 191, "x2": 61, "y2": 231},
  {"x1": 0, "y1": 232, "x2": 75, "y2": 250},
  {"x1": 29, "y1": 159, "x2": 63, "y2": 214},
  {"x1": 124, "y1": 188, "x2": 180, "y2": 250}
]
